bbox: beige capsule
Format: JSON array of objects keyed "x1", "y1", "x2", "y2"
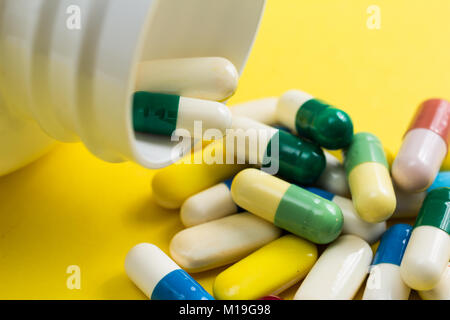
[{"x1": 170, "y1": 213, "x2": 281, "y2": 273}]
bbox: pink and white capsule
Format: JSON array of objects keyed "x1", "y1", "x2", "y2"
[{"x1": 392, "y1": 99, "x2": 450, "y2": 192}]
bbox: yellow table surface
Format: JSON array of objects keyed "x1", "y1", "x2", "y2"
[{"x1": 1, "y1": 1, "x2": 449, "y2": 299}]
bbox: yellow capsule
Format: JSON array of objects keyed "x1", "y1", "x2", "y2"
[
  {"x1": 348, "y1": 162, "x2": 396, "y2": 223},
  {"x1": 152, "y1": 140, "x2": 249, "y2": 209},
  {"x1": 213, "y1": 235, "x2": 318, "y2": 300}
]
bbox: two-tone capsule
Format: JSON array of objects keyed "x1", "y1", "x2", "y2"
[
  {"x1": 294, "y1": 235, "x2": 372, "y2": 300},
  {"x1": 213, "y1": 235, "x2": 317, "y2": 300},
  {"x1": 276, "y1": 90, "x2": 353, "y2": 149},
  {"x1": 133, "y1": 91, "x2": 232, "y2": 137},
  {"x1": 307, "y1": 187, "x2": 386, "y2": 244},
  {"x1": 180, "y1": 178, "x2": 239, "y2": 227},
  {"x1": 152, "y1": 139, "x2": 249, "y2": 209},
  {"x1": 344, "y1": 132, "x2": 396, "y2": 223},
  {"x1": 231, "y1": 116, "x2": 326, "y2": 185},
  {"x1": 400, "y1": 188, "x2": 450, "y2": 290},
  {"x1": 363, "y1": 224, "x2": 412, "y2": 300},
  {"x1": 125, "y1": 243, "x2": 213, "y2": 300},
  {"x1": 170, "y1": 213, "x2": 281, "y2": 272},
  {"x1": 231, "y1": 169, "x2": 343, "y2": 244},
  {"x1": 230, "y1": 98, "x2": 279, "y2": 126},
  {"x1": 393, "y1": 99, "x2": 450, "y2": 192},
  {"x1": 136, "y1": 57, "x2": 238, "y2": 101}
]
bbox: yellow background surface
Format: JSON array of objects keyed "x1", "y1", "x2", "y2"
[{"x1": 1, "y1": 1, "x2": 449, "y2": 299}]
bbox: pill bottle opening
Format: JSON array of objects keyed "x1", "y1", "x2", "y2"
[{"x1": 126, "y1": 0, "x2": 266, "y2": 168}]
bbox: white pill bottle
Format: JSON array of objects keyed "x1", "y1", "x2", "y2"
[{"x1": 0, "y1": 0, "x2": 265, "y2": 176}]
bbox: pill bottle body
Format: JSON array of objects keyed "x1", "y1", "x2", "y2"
[{"x1": 0, "y1": 0, "x2": 265, "y2": 176}]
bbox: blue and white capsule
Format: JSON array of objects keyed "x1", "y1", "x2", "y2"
[
  {"x1": 307, "y1": 187, "x2": 386, "y2": 244},
  {"x1": 180, "y1": 178, "x2": 242, "y2": 227},
  {"x1": 363, "y1": 224, "x2": 412, "y2": 300},
  {"x1": 125, "y1": 243, "x2": 214, "y2": 300}
]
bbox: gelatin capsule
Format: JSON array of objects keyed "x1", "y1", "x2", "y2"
[
  {"x1": 133, "y1": 91, "x2": 231, "y2": 137},
  {"x1": 170, "y1": 213, "x2": 281, "y2": 273},
  {"x1": 276, "y1": 89, "x2": 353, "y2": 149},
  {"x1": 136, "y1": 57, "x2": 238, "y2": 101},
  {"x1": 213, "y1": 235, "x2": 317, "y2": 300},
  {"x1": 125, "y1": 243, "x2": 213, "y2": 300},
  {"x1": 400, "y1": 188, "x2": 450, "y2": 290},
  {"x1": 344, "y1": 132, "x2": 396, "y2": 223},
  {"x1": 363, "y1": 224, "x2": 412, "y2": 300},
  {"x1": 393, "y1": 99, "x2": 450, "y2": 192},
  {"x1": 231, "y1": 169, "x2": 343, "y2": 244},
  {"x1": 294, "y1": 235, "x2": 372, "y2": 300}
]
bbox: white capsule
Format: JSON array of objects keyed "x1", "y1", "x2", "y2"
[
  {"x1": 135, "y1": 57, "x2": 238, "y2": 101},
  {"x1": 393, "y1": 129, "x2": 447, "y2": 192},
  {"x1": 400, "y1": 225, "x2": 450, "y2": 290},
  {"x1": 419, "y1": 263, "x2": 450, "y2": 300},
  {"x1": 294, "y1": 235, "x2": 373, "y2": 300},
  {"x1": 170, "y1": 213, "x2": 281, "y2": 273},
  {"x1": 180, "y1": 179, "x2": 238, "y2": 227},
  {"x1": 230, "y1": 98, "x2": 279, "y2": 125},
  {"x1": 316, "y1": 151, "x2": 350, "y2": 197}
]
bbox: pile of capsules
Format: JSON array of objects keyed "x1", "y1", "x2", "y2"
[{"x1": 125, "y1": 57, "x2": 450, "y2": 300}]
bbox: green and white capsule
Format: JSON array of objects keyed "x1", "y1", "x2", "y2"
[
  {"x1": 276, "y1": 90, "x2": 353, "y2": 149},
  {"x1": 133, "y1": 91, "x2": 232, "y2": 137},
  {"x1": 231, "y1": 116, "x2": 325, "y2": 185},
  {"x1": 400, "y1": 188, "x2": 450, "y2": 290},
  {"x1": 231, "y1": 169, "x2": 343, "y2": 244}
]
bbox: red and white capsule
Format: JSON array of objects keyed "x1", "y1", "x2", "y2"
[{"x1": 392, "y1": 99, "x2": 450, "y2": 192}]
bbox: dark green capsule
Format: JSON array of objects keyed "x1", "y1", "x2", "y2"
[
  {"x1": 263, "y1": 130, "x2": 326, "y2": 185},
  {"x1": 296, "y1": 98, "x2": 353, "y2": 150}
]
